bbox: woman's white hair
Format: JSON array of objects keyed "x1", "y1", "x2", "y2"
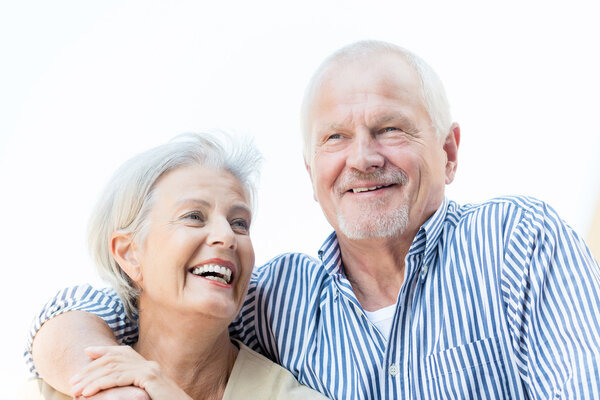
[
  {"x1": 300, "y1": 40, "x2": 452, "y2": 164},
  {"x1": 87, "y1": 132, "x2": 262, "y2": 319}
]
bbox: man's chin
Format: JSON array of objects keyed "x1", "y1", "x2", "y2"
[{"x1": 337, "y1": 206, "x2": 409, "y2": 240}]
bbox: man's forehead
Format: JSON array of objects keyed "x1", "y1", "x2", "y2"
[
  {"x1": 327, "y1": 51, "x2": 416, "y2": 81},
  {"x1": 303, "y1": 50, "x2": 427, "y2": 148},
  {"x1": 315, "y1": 55, "x2": 421, "y2": 103}
]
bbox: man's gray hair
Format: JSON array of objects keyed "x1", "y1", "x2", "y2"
[
  {"x1": 87, "y1": 132, "x2": 262, "y2": 319},
  {"x1": 300, "y1": 40, "x2": 452, "y2": 164}
]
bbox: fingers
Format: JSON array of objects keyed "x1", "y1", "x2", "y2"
[
  {"x1": 73, "y1": 386, "x2": 151, "y2": 400},
  {"x1": 84, "y1": 346, "x2": 111, "y2": 359},
  {"x1": 73, "y1": 369, "x2": 136, "y2": 397},
  {"x1": 70, "y1": 345, "x2": 142, "y2": 397},
  {"x1": 73, "y1": 345, "x2": 141, "y2": 383}
]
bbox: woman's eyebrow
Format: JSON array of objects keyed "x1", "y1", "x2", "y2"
[
  {"x1": 174, "y1": 198, "x2": 211, "y2": 208},
  {"x1": 230, "y1": 203, "x2": 252, "y2": 217}
]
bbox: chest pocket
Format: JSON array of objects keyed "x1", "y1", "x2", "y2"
[{"x1": 424, "y1": 336, "x2": 513, "y2": 399}]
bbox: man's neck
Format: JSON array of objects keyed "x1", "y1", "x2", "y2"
[
  {"x1": 134, "y1": 299, "x2": 238, "y2": 400},
  {"x1": 337, "y1": 229, "x2": 416, "y2": 311}
]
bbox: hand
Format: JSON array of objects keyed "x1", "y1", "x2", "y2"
[
  {"x1": 74, "y1": 386, "x2": 150, "y2": 400},
  {"x1": 70, "y1": 345, "x2": 191, "y2": 399}
]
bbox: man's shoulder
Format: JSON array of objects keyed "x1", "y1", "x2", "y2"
[
  {"x1": 449, "y1": 195, "x2": 551, "y2": 222},
  {"x1": 255, "y1": 252, "x2": 322, "y2": 275},
  {"x1": 444, "y1": 195, "x2": 568, "y2": 247},
  {"x1": 251, "y1": 252, "x2": 331, "y2": 291},
  {"x1": 248, "y1": 252, "x2": 329, "y2": 304}
]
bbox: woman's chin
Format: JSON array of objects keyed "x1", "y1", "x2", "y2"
[{"x1": 180, "y1": 294, "x2": 239, "y2": 322}]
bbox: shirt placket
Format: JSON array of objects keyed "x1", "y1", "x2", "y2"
[{"x1": 382, "y1": 252, "x2": 424, "y2": 399}]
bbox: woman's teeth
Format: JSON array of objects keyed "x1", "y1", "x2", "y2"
[{"x1": 190, "y1": 264, "x2": 232, "y2": 284}]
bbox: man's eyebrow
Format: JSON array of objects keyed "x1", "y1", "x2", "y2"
[
  {"x1": 372, "y1": 113, "x2": 412, "y2": 126},
  {"x1": 313, "y1": 113, "x2": 422, "y2": 140},
  {"x1": 314, "y1": 121, "x2": 347, "y2": 134},
  {"x1": 372, "y1": 114, "x2": 396, "y2": 124},
  {"x1": 329, "y1": 123, "x2": 348, "y2": 133},
  {"x1": 372, "y1": 113, "x2": 419, "y2": 133}
]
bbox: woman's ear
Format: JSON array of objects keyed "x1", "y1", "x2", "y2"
[{"x1": 110, "y1": 231, "x2": 143, "y2": 283}]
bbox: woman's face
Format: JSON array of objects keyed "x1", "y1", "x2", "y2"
[{"x1": 130, "y1": 165, "x2": 255, "y2": 322}]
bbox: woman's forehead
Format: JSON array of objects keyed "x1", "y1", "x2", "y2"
[{"x1": 154, "y1": 165, "x2": 250, "y2": 207}]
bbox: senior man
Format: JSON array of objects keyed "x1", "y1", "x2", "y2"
[{"x1": 27, "y1": 41, "x2": 600, "y2": 399}]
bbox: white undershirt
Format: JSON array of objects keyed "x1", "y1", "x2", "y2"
[{"x1": 364, "y1": 304, "x2": 397, "y2": 341}]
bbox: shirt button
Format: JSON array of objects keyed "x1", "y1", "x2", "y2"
[
  {"x1": 388, "y1": 364, "x2": 399, "y2": 376},
  {"x1": 420, "y1": 264, "x2": 429, "y2": 281},
  {"x1": 354, "y1": 304, "x2": 363, "y2": 318}
]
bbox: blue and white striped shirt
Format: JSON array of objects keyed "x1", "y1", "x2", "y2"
[{"x1": 26, "y1": 196, "x2": 600, "y2": 399}]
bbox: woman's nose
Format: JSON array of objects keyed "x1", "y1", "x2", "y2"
[{"x1": 207, "y1": 219, "x2": 237, "y2": 249}]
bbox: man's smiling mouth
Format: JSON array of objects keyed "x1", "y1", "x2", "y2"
[{"x1": 350, "y1": 184, "x2": 394, "y2": 193}]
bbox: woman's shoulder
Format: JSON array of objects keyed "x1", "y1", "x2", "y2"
[
  {"x1": 17, "y1": 378, "x2": 71, "y2": 400},
  {"x1": 224, "y1": 340, "x2": 328, "y2": 399}
]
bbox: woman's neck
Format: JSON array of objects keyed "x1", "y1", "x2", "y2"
[{"x1": 133, "y1": 302, "x2": 238, "y2": 400}]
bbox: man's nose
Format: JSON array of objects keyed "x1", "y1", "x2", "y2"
[
  {"x1": 207, "y1": 219, "x2": 237, "y2": 250},
  {"x1": 346, "y1": 132, "x2": 384, "y2": 172}
]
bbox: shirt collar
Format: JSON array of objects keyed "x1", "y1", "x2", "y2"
[
  {"x1": 317, "y1": 197, "x2": 449, "y2": 276},
  {"x1": 318, "y1": 231, "x2": 343, "y2": 275},
  {"x1": 410, "y1": 196, "x2": 449, "y2": 259}
]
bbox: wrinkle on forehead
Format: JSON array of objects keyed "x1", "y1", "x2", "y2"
[
  {"x1": 314, "y1": 82, "x2": 424, "y2": 131},
  {"x1": 317, "y1": 109, "x2": 420, "y2": 136}
]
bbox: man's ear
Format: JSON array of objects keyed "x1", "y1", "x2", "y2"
[
  {"x1": 110, "y1": 231, "x2": 142, "y2": 283},
  {"x1": 443, "y1": 123, "x2": 461, "y2": 184},
  {"x1": 305, "y1": 160, "x2": 318, "y2": 202}
]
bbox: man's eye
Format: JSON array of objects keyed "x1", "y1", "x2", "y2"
[
  {"x1": 382, "y1": 127, "x2": 398, "y2": 133},
  {"x1": 231, "y1": 219, "x2": 250, "y2": 233},
  {"x1": 327, "y1": 133, "x2": 342, "y2": 140}
]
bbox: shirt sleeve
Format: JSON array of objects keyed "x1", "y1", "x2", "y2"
[
  {"x1": 24, "y1": 284, "x2": 138, "y2": 376},
  {"x1": 502, "y1": 200, "x2": 600, "y2": 398},
  {"x1": 229, "y1": 270, "x2": 259, "y2": 352}
]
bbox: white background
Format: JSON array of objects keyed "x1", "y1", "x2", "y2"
[{"x1": 1, "y1": 1, "x2": 599, "y2": 398}]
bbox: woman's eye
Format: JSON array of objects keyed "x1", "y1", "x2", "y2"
[
  {"x1": 231, "y1": 219, "x2": 250, "y2": 233},
  {"x1": 184, "y1": 212, "x2": 205, "y2": 223}
]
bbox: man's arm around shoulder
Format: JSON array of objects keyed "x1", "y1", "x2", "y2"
[{"x1": 32, "y1": 311, "x2": 119, "y2": 394}]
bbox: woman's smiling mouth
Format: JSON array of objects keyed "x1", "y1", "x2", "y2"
[
  {"x1": 190, "y1": 264, "x2": 233, "y2": 284},
  {"x1": 189, "y1": 258, "x2": 236, "y2": 285}
]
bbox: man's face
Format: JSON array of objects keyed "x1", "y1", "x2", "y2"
[{"x1": 306, "y1": 53, "x2": 458, "y2": 241}]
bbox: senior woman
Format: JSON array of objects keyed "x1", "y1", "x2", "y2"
[{"x1": 21, "y1": 133, "x2": 326, "y2": 400}]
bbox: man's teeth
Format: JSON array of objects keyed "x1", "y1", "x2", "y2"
[
  {"x1": 352, "y1": 185, "x2": 383, "y2": 193},
  {"x1": 190, "y1": 264, "x2": 232, "y2": 284}
]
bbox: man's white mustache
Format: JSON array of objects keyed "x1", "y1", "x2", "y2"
[{"x1": 335, "y1": 167, "x2": 408, "y2": 194}]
